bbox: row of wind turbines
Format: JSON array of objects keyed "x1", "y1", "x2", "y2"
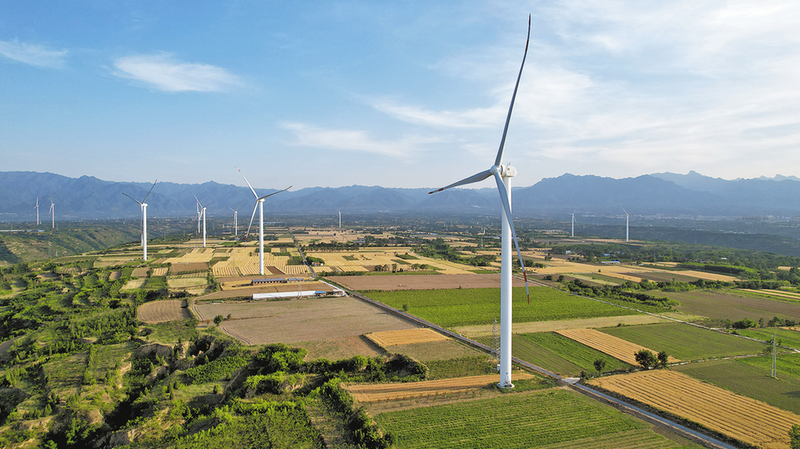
[{"x1": 32, "y1": 197, "x2": 56, "y2": 229}]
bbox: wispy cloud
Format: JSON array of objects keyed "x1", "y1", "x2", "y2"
[
  {"x1": 370, "y1": 98, "x2": 498, "y2": 129},
  {"x1": 0, "y1": 39, "x2": 67, "y2": 68},
  {"x1": 280, "y1": 122, "x2": 438, "y2": 158},
  {"x1": 112, "y1": 53, "x2": 241, "y2": 92}
]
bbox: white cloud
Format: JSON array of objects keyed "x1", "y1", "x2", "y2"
[
  {"x1": 0, "y1": 39, "x2": 67, "y2": 68},
  {"x1": 370, "y1": 98, "x2": 498, "y2": 129},
  {"x1": 112, "y1": 53, "x2": 241, "y2": 92},
  {"x1": 280, "y1": 122, "x2": 439, "y2": 159}
]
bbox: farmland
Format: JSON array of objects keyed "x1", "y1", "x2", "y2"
[
  {"x1": 556, "y1": 328, "x2": 679, "y2": 365},
  {"x1": 137, "y1": 299, "x2": 191, "y2": 323},
  {"x1": 601, "y1": 322, "x2": 765, "y2": 360},
  {"x1": 590, "y1": 370, "x2": 800, "y2": 449},
  {"x1": 328, "y1": 273, "x2": 525, "y2": 291},
  {"x1": 365, "y1": 287, "x2": 640, "y2": 328},
  {"x1": 663, "y1": 289, "x2": 800, "y2": 323},
  {"x1": 346, "y1": 373, "x2": 537, "y2": 402},
  {"x1": 375, "y1": 388, "x2": 698, "y2": 449},
  {"x1": 507, "y1": 332, "x2": 632, "y2": 377}
]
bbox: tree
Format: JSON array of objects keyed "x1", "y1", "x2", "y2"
[
  {"x1": 634, "y1": 349, "x2": 657, "y2": 369},
  {"x1": 790, "y1": 424, "x2": 800, "y2": 449},
  {"x1": 213, "y1": 315, "x2": 224, "y2": 325},
  {"x1": 657, "y1": 351, "x2": 669, "y2": 369},
  {"x1": 593, "y1": 359, "x2": 607, "y2": 373}
]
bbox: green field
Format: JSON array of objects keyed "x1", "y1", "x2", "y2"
[
  {"x1": 675, "y1": 357, "x2": 800, "y2": 414},
  {"x1": 366, "y1": 287, "x2": 639, "y2": 328},
  {"x1": 375, "y1": 388, "x2": 698, "y2": 449},
  {"x1": 663, "y1": 289, "x2": 800, "y2": 323},
  {"x1": 735, "y1": 327, "x2": 800, "y2": 351},
  {"x1": 601, "y1": 322, "x2": 765, "y2": 360},
  {"x1": 509, "y1": 332, "x2": 632, "y2": 377}
]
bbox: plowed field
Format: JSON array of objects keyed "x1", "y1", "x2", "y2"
[
  {"x1": 366, "y1": 328, "x2": 449, "y2": 346},
  {"x1": 556, "y1": 328, "x2": 679, "y2": 365},
  {"x1": 138, "y1": 300, "x2": 191, "y2": 323},
  {"x1": 346, "y1": 373, "x2": 533, "y2": 402},
  {"x1": 590, "y1": 370, "x2": 800, "y2": 449}
]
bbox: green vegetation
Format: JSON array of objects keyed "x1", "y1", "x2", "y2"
[
  {"x1": 506, "y1": 332, "x2": 631, "y2": 377},
  {"x1": 734, "y1": 327, "x2": 800, "y2": 350},
  {"x1": 602, "y1": 323, "x2": 765, "y2": 360},
  {"x1": 415, "y1": 238, "x2": 497, "y2": 266},
  {"x1": 375, "y1": 388, "x2": 692, "y2": 449},
  {"x1": 366, "y1": 287, "x2": 639, "y2": 328},
  {"x1": 424, "y1": 356, "x2": 496, "y2": 379}
]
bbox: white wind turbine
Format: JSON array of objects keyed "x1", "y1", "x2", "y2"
[
  {"x1": 237, "y1": 167, "x2": 291, "y2": 276},
  {"x1": 429, "y1": 15, "x2": 531, "y2": 389},
  {"x1": 194, "y1": 196, "x2": 211, "y2": 248},
  {"x1": 122, "y1": 180, "x2": 157, "y2": 261},
  {"x1": 621, "y1": 206, "x2": 629, "y2": 243},
  {"x1": 49, "y1": 198, "x2": 54, "y2": 229},
  {"x1": 230, "y1": 201, "x2": 242, "y2": 237},
  {"x1": 571, "y1": 211, "x2": 577, "y2": 238},
  {"x1": 34, "y1": 197, "x2": 40, "y2": 225}
]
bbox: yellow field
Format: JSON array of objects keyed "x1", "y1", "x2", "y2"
[
  {"x1": 306, "y1": 249, "x2": 476, "y2": 274},
  {"x1": 167, "y1": 277, "x2": 207, "y2": 289},
  {"x1": 209, "y1": 247, "x2": 307, "y2": 276},
  {"x1": 590, "y1": 370, "x2": 800, "y2": 449},
  {"x1": 366, "y1": 328, "x2": 449, "y2": 346},
  {"x1": 346, "y1": 373, "x2": 534, "y2": 402},
  {"x1": 93, "y1": 257, "x2": 132, "y2": 268},
  {"x1": 120, "y1": 279, "x2": 146, "y2": 291},
  {"x1": 556, "y1": 328, "x2": 679, "y2": 365},
  {"x1": 163, "y1": 247, "x2": 216, "y2": 264},
  {"x1": 151, "y1": 267, "x2": 168, "y2": 276},
  {"x1": 131, "y1": 267, "x2": 149, "y2": 278}
]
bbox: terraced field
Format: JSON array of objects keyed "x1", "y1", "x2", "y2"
[
  {"x1": 138, "y1": 300, "x2": 191, "y2": 323},
  {"x1": 590, "y1": 370, "x2": 800, "y2": 449}
]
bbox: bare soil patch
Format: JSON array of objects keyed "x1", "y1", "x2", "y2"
[
  {"x1": 454, "y1": 315, "x2": 668, "y2": 338},
  {"x1": 138, "y1": 300, "x2": 191, "y2": 323},
  {"x1": 366, "y1": 328, "x2": 449, "y2": 347},
  {"x1": 196, "y1": 296, "x2": 419, "y2": 345},
  {"x1": 328, "y1": 273, "x2": 526, "y2": 291},
  {"x1": 170, "y1": 262, "x2": 208, "y2": 274},
  {"x1": 345, "y1": 373, "x2": 534, "y2": 402}
]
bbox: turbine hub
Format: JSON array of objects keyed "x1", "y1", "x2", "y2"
[{"x1": 500, "y1": 165, "x2": 517, "y2": 178}]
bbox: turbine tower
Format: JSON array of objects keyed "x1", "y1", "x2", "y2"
[
  {"x1": 122, "y1": 180, "x2": 157, "y2": 261},
  {"x1": 237, "y1": 167, "x2": 290, "y2": 276},
  {"x1": 194, "y1": 196, "x2": 210, "y2": 248},
  {"x1": 49, "y1": 198, "x2": 54, "y2": 229},
  {"x1": 621, "y1": 206, "x2": 629, "y2": 243},
  {"x1": 429, "y1": 15, "x2": 531, "y2": 389},
  {"x1": 230, "y1": 202, "x2": 242, "y2": 237},
  {"x1": 34, "y1": 198, "x2": 40, "y2": 225},
  {"x1": 338, "y1": 210, "x2": 342, "y2": 229},
  {"x1": 571, "y1": 211, "x2": 576, "y2": 238}
]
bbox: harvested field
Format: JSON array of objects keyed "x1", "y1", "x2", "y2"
[
  {"x1": 170, "y1": 262, "x2": 208, "y2": 274},
  {"x1": 387, "y1": 340, "x2": 486, "y2": 362},
  {"x1": 328, "y1": 273, "x2": 527, "y2": 291},
  {"x1": 120, "y1": 278, "x2": 146, "y2": 291},
  {"x1": 366, "y1": 328, "x2": 449, "y2": 347},
  {"x1": 454, "y1": 314, "x2": 669, "y2": 338},
  {"x1": 167, "y1": 277, "x2": 207, "y2": 289},
  {"x1": 665, "y1": 289, "x2": 800, "y2": 322},
  {"x1": 590, "y1": 370, "x2": 800, "y2": 449},
  {"x1": 298, "y1": 335, "x2": 384, "y2": 361},
  {"x1": 346, "y1": 373, "x2": 534, "y2": 402},
  {"x1": 556, "y1": 328, "x2": 679, "y2": 365},
  {"x1": 108, "y1": 271, "x2": 121, "y2": 281},
  {"x1": 151, "y1": 267, "x2": 168, "y2": 276},
  {"x1": 131, "y1": 267, "x2": 149, "y2": 278},
  {"x1": 194, "y1": 296, "x2": 419, "y2": 345},
  {"x1": 138, "y1": 300, "x2": 191, "y2": 323}
]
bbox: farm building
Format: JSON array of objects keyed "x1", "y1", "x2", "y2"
[{"x1": 251, "y1": 277, "x2": 307, "y2": 285}]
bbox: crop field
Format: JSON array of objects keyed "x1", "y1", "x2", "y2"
[
  {"x1": 307, "y1": 249, "x2": 477, "y2": 274},
  {"x1": 365, "y1": 287, "x2": 639, "y2": 328},
  {"x1": 675, "y1": 357, "x2": 800, "y2": 414},
  {"x1": 741, "y1": 288, "x2": 800, "y2": 302},
  {"x1": 297, "y1": 335, "x2": 383, "y2": 360},
  {"x1": 556, "y1": 328, "x2": 680, "y2": 365},
  {"x1": 138, "y1": 299, "x2": 191, "y2": 323},
  {"x1": 131, "y1": 267, "x2": 149, "y2": 278},
  {"x1": 601, "y1": 322, "x2": 765, "y2": 360},
  {"x1": 328, "y1": 273, "x2": 527, "y2": 291},
  {"x1": 92, "y1": 256, "x2": 131, "y2": 268},
  {"x1": 590, "y1": 370, "x2": 800, "y2": 449},
  {"x1": 736, "y1": 327, "x2": 800, "y2": 349},
  {"x1": 108, "y1": 271, "x2": 121, "y2": 281},
  {"x1": 505, "y1": 332, "x2": 632, "y2": 377},
  {"x1": 346, "y1": 373, "x2": 536, "y2": 402},
  {"x1": 193, "y1": 296, "x2": 418, "y2": 345},
  {"x1": 455, "y1": 314, "x2": 669, "y2": 338},
  {"x1": 662, "y1": 289, "x2": 800, "y2": 322},
  {"x1": 384, "y1": 340, "x2": 484, "y2": 363},
  {"x1": 375, "y1": 388, "x2": 696, "y2": 449},
  {"x1": 365, "y1": 328, "x2": 449, "y2": 346},
  {"x1": 119, "y1": 278, "x2": 146, "y2": 291},
  {"x1": 151, "y1": 267, "x2": 168, "y2": 276},
  {"x1": 166, "y1": 277, "x2": 208, "y2": 289},
  {"x1": 169, "y1": 262, "x2": 209, "y2": 274}
]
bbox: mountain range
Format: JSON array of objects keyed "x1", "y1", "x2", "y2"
[{"x1": 1, "y1": 170, "x2": 800, "y2": 220}]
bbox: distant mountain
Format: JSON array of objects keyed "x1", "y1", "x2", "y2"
[{"x1": 2, "y1": 170, "x2": 800, "y2": 220}]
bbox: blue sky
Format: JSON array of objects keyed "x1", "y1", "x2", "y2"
[{"x1": 2, "y1": 1, "x2": 799, "y2": 190}]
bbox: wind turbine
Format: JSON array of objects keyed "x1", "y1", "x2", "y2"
[
  {"x1": 194, "y1": 196, "x2": 211, "y2": 248},
  {"x1": 338, "y1": 210, "x2": 342, "y2": 229},
  {"x1": 428, "y1": 15, "x2": 531, "y2": 389},
  {"x1": 122, "y1": 180, "x2": 157, "y2": 261},
  {"x1": 49, "y1": 198, "x2": 54, "y2": 229},
  {"x1": 237, "y1": 167, "x2": 291, "y2": 276},
  {"x1": 230, "y1": 201, "x2": 242, "y2": 237},
  {"x1": 571, "y1": 211, "x2": 577, "y2": 238},
  {"x1": 34, "y1": 198, "x2": 40, "y2": 225},
  {"x1": 621, "y1": 206, "x2": 629, "y2": 243}
]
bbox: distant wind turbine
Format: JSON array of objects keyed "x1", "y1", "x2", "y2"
[
  {"x1": 49, "y1": 198, "x2": 54, "y2": 229},
  {"x1": 194, "y1": 196, "x2": 211, "y2": 248},
  {"x1": 230, "y1": 201, "x2": 242, "y2": 237},
  {"x1": 428, "y1": 15, "x2": 531, "y2": 389},
  {"x1": 338, "y1": 210, "x2": 342, "y2": 229},
  {"x1": 237, "y1": 167, "x2": 291, "y2": 276},
  {"x1": 621, "y1": 206, "x2": 629, "y2": 243},
  {"x1": 34, "y1": 197, "x2": 39, "y2": 225},
  {"x1": 571, "y1": 210, "x2": 577, "y2": 238},
  {"x1": 122, "y1": 180, "x2": 157, "y2": 261}
]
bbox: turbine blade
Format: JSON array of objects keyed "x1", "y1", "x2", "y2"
[
  {"x1": 142, "y1": 179, "x2": 157, "y2": 203},
  {"x1": 257, "y1": 185, "x2": 291, "y2": 201},
  {"x1": 237, "y1": 167, "x2": 259, "y2": 199},
  {"x1": 494, "y1": 14, "x2": 531, "y2": 167},
  {"x1": 122, "y1": 192, "x2": 142, "y2": 205},
  {"x1": 428, "y1": 169, "x2": 492, "y2": 194},
  {"x1": 493, "y1": 171, "x2": 530, "y2": 304},
  {"x1": 621, "y1": 206, "x2": 628, "y2": 216},
  {"x1": 244, "y1": 201, "x2": 258, "y2": 242}
]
